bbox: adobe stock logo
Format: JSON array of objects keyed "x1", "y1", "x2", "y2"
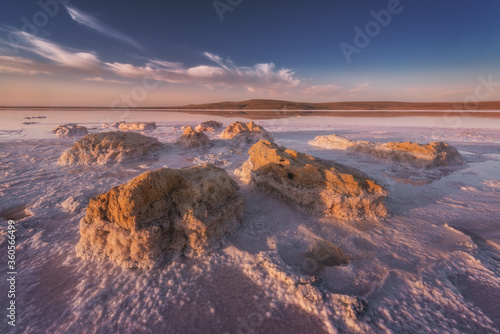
[
  {"x1": 339, "y1": 0, "x2": 407, "y2": 64},
  {"x1": 213, "y1": 0, "x2": 243, "y2": 22}
]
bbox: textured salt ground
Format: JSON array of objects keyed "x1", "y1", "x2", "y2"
[{"x1": 1, "y1": 117, "x2": 500, "y2": 333}]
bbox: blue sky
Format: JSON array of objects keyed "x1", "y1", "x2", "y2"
[{"x1": 1, "y1": 0, "x2": 499, "y2": 106}]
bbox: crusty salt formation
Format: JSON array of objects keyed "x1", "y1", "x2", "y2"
[
  {"x1": 102, "y1": 121, "x2": 157, "y2": 131},
  {"x1": 220, "y1": 121, "x2": 273, "y2": 143},
  {"x1": 237, "y1": 140, "x2": 388, "y2": 219},
  {"x1": 176, "y1": 126, "x2": 212, "y2": 149},
  {"x1": 51, "y1": 124, "x2": 88, "y2": 138},
  {"x1": 195, "y1": 120, "x2": 223, "y2": 132},
  {"x1": 309, "y1": 134, "x2": 463, "y2": 168},
  {"x1": 76, "y1": 165, "x2": 246, "y2": 269},
  {"x1": 58, "y1": 131, "x2": 161, "y2": 166}
]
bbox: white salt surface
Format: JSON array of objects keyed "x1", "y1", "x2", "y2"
[{"x1": 0, "y1": 109, "x2": 499, "y2": 333}]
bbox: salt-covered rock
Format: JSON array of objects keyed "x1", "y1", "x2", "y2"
[
  {"x1": 119, "y1": 122, "x2": 157, "y2": 131},
  {"x1": 236, "y1": 140, "x2": 388, "y2": 219},
  {"x1": 195, "y1": 120, "x2": 223, "y2": 132},
  {"x1": 310, "y1": 134, "x2": 357, "y2": 150},
  {"x1": 102, "y1": 121, "x2": 123, "y2": 129},
  {"x1": 220, "y1": 121, "x2": 273, "y2": 143},
  {"x1": 52, "y1": 124, "x2": 88, "y2": 138},
  {"x1": 176, "y1": 126, "x2": 212, "y2": 149},
  {"x1": 102, "y1": 122, "x2": 157, "y2": 131},
  {"x1": 309, "y1": 134, "x2": 463, "y2": 168},
  {"x1": 58, "y1": 131, "x2": 161, "y2": 166},
  {"x1": 76, "y1": 165, "x2": 246, "y2": 269}
]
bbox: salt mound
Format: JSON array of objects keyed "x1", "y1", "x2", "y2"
[
  {"x1": 220, "y1": 121, "x2": 273, "y2": 143},
  {"x1": 237, "y1": 140, "x2": 388, "y2": 219},
  {"x1": 76, "y1": 165, "x2": 246, "y2": 269},
  {"x1": 195, "y1": 120, "x2": 223, "y2": 132},
  {"x1": 51, "y1": 124, "x2": 88, "y2": 138},
  {"x1": 103, "y1": 122, "x2": 157, "y2": 131},
  {"x1": 176, "y1": 126, "x2": 212, "y2": 149},
  {"x1": 58, "y1": 131, "x2": 161, "y2": 166},
  {"x1": 310, "y1": 134, "x2": 463, "y2": 168},
  {"x1": 309, "y1": 134, "x2": 357, "y2": 150},
  {"x1": 102, "y1": 121, "x2": 124, "y2": 129}
]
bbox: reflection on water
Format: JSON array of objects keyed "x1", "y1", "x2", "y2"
[{"x1": 1, "y1": 108, "x2": 500, "y2": 140}]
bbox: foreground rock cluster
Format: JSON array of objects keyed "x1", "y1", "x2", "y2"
[
  {"x1": 76, "y1": 165, "x2": 245, "y2": 268},
  {"x1": 220, "y1": 121, "x2": 273, "y2": 143},
  {"x1": 237, "y1": 140, "x2": 388, "y2": 219},
  {"x1": 58, "y1": 132, "x2": 161, "y2": 166},
  {"x1": 309, "y1": 134, "x2": 463, "y2": 168},
  {"x1": 52, "y1": 124, "x2": 88, "y2": 138}
]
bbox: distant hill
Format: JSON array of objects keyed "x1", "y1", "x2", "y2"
[{"x1": 174, "y1": 99, "x2": 500, "y2": 111}]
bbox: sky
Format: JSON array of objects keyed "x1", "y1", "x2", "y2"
[{"x1": 0, "y1": 0, "x2": 499, "y2": 106}]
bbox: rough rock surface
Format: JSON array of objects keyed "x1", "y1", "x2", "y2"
[
  {"x1": 220, "y1": 121, "x2": 273, "y2": 143},
  {"x1": 236, "y1": 140, "x2": 388, "y2": 219},
  {"x1": 52, "y1": 124, "x2": 88, "y2": 138},
  {"x1": 103, "y1": 122, "x2": 157, "y2": 131},
  {"x1": 176, "y1": 126, "x2": 212, "y2": 149},
  {"x1": 58, "y1": 131, "x2": 161, "y2": 166},
  {"x1": 195, "y1": 120, "x2": 223, "y2": 132},
  {"x1": 76, "y1": 165, "x2": 246, "y2": 269},
  {"x1": 102, "y1": 121, "x2": 125, "y2": 129},
  {"x1": 309, "y1": 134, "x2": 463, "y2": 168}
]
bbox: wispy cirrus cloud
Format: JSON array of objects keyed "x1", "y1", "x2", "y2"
[
  {"x1": 106, "y1": 52, "x2": 301, "y2": 94},
  {"x1": 65, "y1": 6, "x2": 143, "y2": 50},
  {"x1": 21, "y1": 32, "x2": 102, "y2": 71},
  {"x1": 0, "y1": 31, "x2": 303, "y2": 94},
  {"x1": 0, "y1": 30, "x2": 103, "y2": 73}
]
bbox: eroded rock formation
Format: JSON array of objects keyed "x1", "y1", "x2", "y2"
[
  {"x1": 309, "y1": 134, "x2": 463, "y2": 168},
  {"x1": 58, "y1": 131, "x2": 161, "y2": 166},
  {"x1": 76, "y1": 165, "x2": 245, "y2": 268},
  {"x1": 52, "y1": 124, "x2": 88, "y2": 138},
  {"x1": 195, "y1": 120, "x2": 223, "y2": 132},
  {"x1": 236, "y1": 140, "x2": 388, "y2": 219},
  {"x1": 176, "y1": 126, "x2": 212, "y2": 149},
  {"x1": 220, "y1": 121, "x2": 273, "y2": 143},
  {"x1": 103, "y1": 122, "x2": 157, "y2": 131}
]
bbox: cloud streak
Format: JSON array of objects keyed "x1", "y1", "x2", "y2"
[
  {"x1": 83, "y1": 77, "x2": 131, "y2": 84},
  {"x1": 0, "y1": 30, "x2": 104, "y2": 73},
  {"x1": 0, "y1": 56, "x2": 52, "y2": 75},
  {"x1": 0, "y1": 31, "x2": 329, "y2": 96},
  {"x1": 105, "y1": 53, "x2": 301, "y2": 94},
  {"x1": 66, "y1": 6, "x2": 142, "y2": 50}
]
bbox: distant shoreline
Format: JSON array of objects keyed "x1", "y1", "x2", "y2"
[{"x1": 2, "y1": 107, "x2": 500, "y2": 120}]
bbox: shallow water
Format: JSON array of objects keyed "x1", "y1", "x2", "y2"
[{"x1": 2, "y1": 108, "x2": 500, "y2": 140}]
